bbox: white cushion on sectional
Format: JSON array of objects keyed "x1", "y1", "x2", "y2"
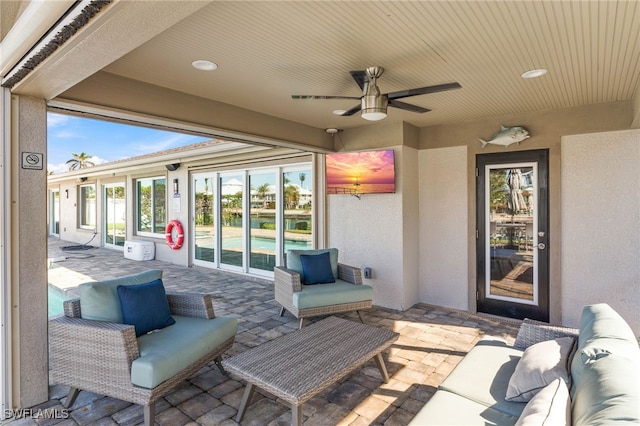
[{"x1": 506, "y1": 336, "x2": 575, "y2": 402}]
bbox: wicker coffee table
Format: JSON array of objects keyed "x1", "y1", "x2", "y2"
[{"x1": 223, "y1": 316, "x2": 399, "y2": 425}]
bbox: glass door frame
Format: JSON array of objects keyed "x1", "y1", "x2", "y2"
[
  {"x1": 476, "y1": 149, "x2": 549, "y2": 321},
  {"x1": 103, "y1": 182, "x2": 126, "y2": 249},
  {"x1": 192, "y1": 172, "x2": 217, "y2": 268},
  {"x1": 247, "y1": 168, "x2": 281, "y2": 277},
  {"x1": 219, "y1": 171, "x2": 245, "y2": 273},
  {"x1": 49, "y1": 188, "x2": 60, "y2": 236}
]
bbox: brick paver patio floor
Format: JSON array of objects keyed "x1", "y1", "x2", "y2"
[{"x1": 6, "y1": 238, "x2": 521, "y2": 425}]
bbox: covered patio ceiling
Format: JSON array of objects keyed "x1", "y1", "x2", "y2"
[{"x1": 2, "y1": 1, "x2": 640, "y2": 143}]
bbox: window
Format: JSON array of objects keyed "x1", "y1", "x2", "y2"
[
  {"x1": 137, "y1": 177, "x2": 166, "y2": 235},
  {"x1": 79, "y1": 184, "x2": 96, "y2": 229}
]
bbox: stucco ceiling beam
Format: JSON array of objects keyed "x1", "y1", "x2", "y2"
[
  {"x1": 5, "y1": 0, "x2": 211, "y2": 100},
  {"x1": 54, "y1": 71, "x2": 335, "y2": 153},
  {"x1": 0, "y1": 0, "x2": 76, "y2": 77}
]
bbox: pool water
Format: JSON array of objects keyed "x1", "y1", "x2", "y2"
[{"x1": 48, "y1": 286, "x2": 70, "y2": 317}]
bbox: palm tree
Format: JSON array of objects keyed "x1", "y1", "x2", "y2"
[
  {"x1": 284, "y1": 185, "x2": 300, "y2": 210},
  {"x1": 299, "y1": 172, "x2": 306, "y2": 189},
  {"x1": 256, "y1": 183, "x2": 271, "y2": 208},
  {"x1": 66, "y1": 152, "x2": 95, "y2": 170}
]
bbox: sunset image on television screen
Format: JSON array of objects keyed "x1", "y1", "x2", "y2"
[{"x1": 326, "y1": 150, "x2": 395, "y2": 195}]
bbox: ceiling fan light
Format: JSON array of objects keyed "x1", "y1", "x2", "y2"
[
  {"x1": 361, "y1": 110, "x2": 387, "y2": 121},
  {"x1": 361, "y1": 94, "x2": 388, "y2": 121}
]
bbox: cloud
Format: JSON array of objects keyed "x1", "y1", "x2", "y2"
[
  {"x1": 47, "y1": 113, "x2": 74, "y2": 127},
  {"x1": 47, "y1": 156, "x2": 108, "y2": 175},
  {"x1": 130, "y1": 133, "x2": 199, "y2": 154}
]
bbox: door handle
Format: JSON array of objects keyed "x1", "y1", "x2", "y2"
[{"x1": 537, "y1": 243, "x2": 546, "y2": 250}]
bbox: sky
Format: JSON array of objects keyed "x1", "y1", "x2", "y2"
[{"x1": 47, "y1": 112, "x2": 210, "y2": 174}]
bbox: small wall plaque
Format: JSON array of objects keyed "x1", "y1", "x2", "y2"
[{"x1": 22, "y1": 152, "x2": 43, "y2": 170}]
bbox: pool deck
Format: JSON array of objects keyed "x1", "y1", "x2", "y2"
[{"x1": 8, "y1": 238, "x2": 520, "y2": 425}]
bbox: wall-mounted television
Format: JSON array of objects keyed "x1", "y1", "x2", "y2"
[{"x1": 326, "y1": 149, "x2": 396, "y2": 195}]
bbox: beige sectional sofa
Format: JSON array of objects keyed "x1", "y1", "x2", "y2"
[{"x1": 409, "y1": 303, "x2": 640, "y2": 425}]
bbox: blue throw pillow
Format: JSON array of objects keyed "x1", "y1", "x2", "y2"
[
  {"x1": 117, "y1": 279, "x2": 175, "y2": 337},
  {"x1": 299, "y1": 252, "x2": 336, "y2": 285}
]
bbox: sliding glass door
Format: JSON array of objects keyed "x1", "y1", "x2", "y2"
[
  {"x1": 194, "y1": 176, "x2": 215, "y2": 263},
  {"x1": 103, "y1": 183, "x2": 125, "y2": 248},
  {"x1": 192, "y1": 164, "x2": 312, "y2": 276},
  {"x1": 220, "y1": 173, "x2": 244, "y2": 271},
  {"x1": 249, "y1": 171, "x2": 277, "y2": 273}
]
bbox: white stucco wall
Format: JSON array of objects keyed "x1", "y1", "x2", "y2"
[
  {"x1": 561, "y1": 129, "x2": 640, "y2": 336},
  {"x1": 418, "y1": 146, "x2": 469, "y2": 310},
  {"x1": 327, "y1": 147, "x2": 406, "y2": 310}
]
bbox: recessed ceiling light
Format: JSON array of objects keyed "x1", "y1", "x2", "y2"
[
  {"x1": 333, "y1": 109, "x2": 346, "y2": 116},
  {"x1": 521, "y1": 68, "x2": 547, "y2": 79},
  {"x1": 192, "y1": 60, "x2": 218, "y2": 71}
]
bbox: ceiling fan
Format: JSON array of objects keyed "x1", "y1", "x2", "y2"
[{"x1": 292, "y1": 66, "x2": 461, "y2": 121}]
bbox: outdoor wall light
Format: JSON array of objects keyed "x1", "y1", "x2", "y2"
[
  {"x1": 65, "y1": 189, "x2": 69, "y2": 199},
  {"x1": 173, "y1": 179, "x2": 179, "y2": 194}
]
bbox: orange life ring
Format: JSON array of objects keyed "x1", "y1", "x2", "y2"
[{"x1": 165, "y1": 220, "x2": 184, "y2": 250}]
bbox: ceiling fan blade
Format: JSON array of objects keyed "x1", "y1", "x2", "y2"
[
  {"x1": 292, "y1": 95, "x2": 361, "y2": 100},
  {"x1": 349, "y1": 70, "x2": 367, "y2": 90},
  {"x1": 338, "y1": 104, "x2": 362, "y2": 116},
  {"x1": 387, "y1": 82, "x2": 462, "y2": 100},
  {"x1": 388, "y1": 99, "x2": 431, "y2": 114}
]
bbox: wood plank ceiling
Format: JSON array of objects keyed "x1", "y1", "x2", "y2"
[{"x1": 10, "y1": 1, "x2": 640, "y2": 131}]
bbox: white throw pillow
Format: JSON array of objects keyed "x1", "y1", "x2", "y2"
[
  {"x1": 515, "y1": 378, "x2": 570, "y2": 426},
  {"x1": 506, "y1": 336, "x2": 575, "y2": 402}
]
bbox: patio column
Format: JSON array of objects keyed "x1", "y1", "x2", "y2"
[{"x1": 7, "y1": 94, "x2": 49, "y2": 408}]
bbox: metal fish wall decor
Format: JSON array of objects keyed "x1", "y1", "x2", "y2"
[{"x1": 479, "y1": 126, "x2": 530, "y2": 148}]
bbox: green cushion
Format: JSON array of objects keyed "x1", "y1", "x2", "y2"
[
  {"x1": 576, "y1": 303, "x2": 638, "y2": 352},
  {"x1": 292, "y1": 280, "x2": 373, "y2": 310},
  {"x1": 131, "y1": 315, "x2": 238, "y2": 389},
  {"x1": 408, "y1": 390, "x2": 519, "y2": 426},
  {"x1": 506, "y1": 337, "x2": 575, "y2": 402},
  {"x1": 570, "y1": 304, "x2": 640, "y2": 425},
  {"x1": 515, "y1": 378, "x2": 570, "y2": 426},
  {"x1": 79, "y1": 270, "x2": 163, "y2": 322},
  {"x1": 438, "y1": 338, "x2": 527, "y2": 418},
  {"x1": 287, "y1": 248, "x2": 338, "y2": 281},
  {"x1": 571, "y1": 353, "x2": 640, "y2": 425}
]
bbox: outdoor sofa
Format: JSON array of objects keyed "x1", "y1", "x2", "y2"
[
  {"x1": 49, "y1": 269, "x2": 237, "y2": 426},
  {"x1": 409, "y1": 303, "x2": 640, "y2": 425}
]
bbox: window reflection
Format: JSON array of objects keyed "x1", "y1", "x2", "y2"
[{"x1": 488, "y1": 167, "x2": 535, "y2": 301}]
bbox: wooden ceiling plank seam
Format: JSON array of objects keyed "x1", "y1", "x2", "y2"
[
  {"x1": 442, "y1": 2, "x2": 519, "y2": 118},
  {"x1": 576, "y1": 0, "x2": 592, "y2": 106},
  {"x1": 553, "y1": 0, "x2": 582, "y2": 108},
  {"x1": 589, "y1": 1, "x2": 600, "y2": 104},
  {"x1": 513, "y1": 1, "x2": 561, "y2": 111},
  {"x1": 604, "y1": 0, "x2": 626, "y2": 101},
  {"x1": 474, "y1": 3, "x2": 530, "y2": 115},
  {"x1": 535, "y1": 1, "x2": 572, "y2": 109},
  {"x1": 613, "y1": 1, "x2": 640, "y2": 98}
]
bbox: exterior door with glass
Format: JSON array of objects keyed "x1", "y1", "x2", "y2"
[
  {"x1": 104, "y1": 184, "x2": 126, "y2": 248},
  {"x1": 50, "y1": 189, "x2": 60, "y2": 236},
  {"x1": 476, "y1": 150, "x2": 549, "y2": 321}
]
